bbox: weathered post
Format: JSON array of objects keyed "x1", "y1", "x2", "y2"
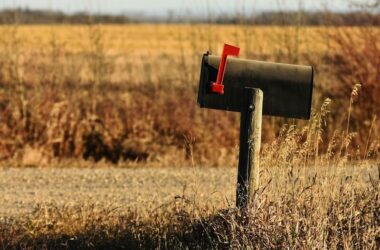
[
  {"x1": 197, "y1": 43, "x2": 313, "y2": 209},
  {"x1": 236, "y1": 88, "x2": 263, "y2": 208}
]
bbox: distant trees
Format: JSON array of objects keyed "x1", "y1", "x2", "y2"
[
  {"x1": 0, "y1": 8, "x2": 131, "y2": 24},
  {"x1": 365, "y1": 0, "x2": 380, "y2": 7},
  {"x1": 0, "y1": 8, "x2": 379, "y2": 25},
  {"x1": 246, "y1": 11, "x2": 380, "y2": 26},
  {"x1": 352, "y1": 0, "x2": 380, "y2": 8}
]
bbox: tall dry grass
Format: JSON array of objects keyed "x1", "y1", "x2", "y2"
[{"x1": 0, "y1": 24, "x2": 378, "y2": 166}]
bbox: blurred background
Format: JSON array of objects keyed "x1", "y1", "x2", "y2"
[{"x1": 0, "y1": 0, "x2": 379, "y2": 166}]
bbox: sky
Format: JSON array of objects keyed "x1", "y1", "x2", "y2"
[{"x1": 0, "y1": 0, "x2": 369, "y2": 16}]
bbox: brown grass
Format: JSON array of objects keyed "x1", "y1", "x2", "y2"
[
  {"x1": 0, "y1": 22, "x2": 379, "y2": 249},
  {"x1": 0, "y1": 24, "x2": 379, "y2": 165},
  {"x1": 0, "y1": 165, "x2": 378, "y2": 249}
]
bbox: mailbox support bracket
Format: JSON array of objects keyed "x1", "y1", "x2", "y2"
[{"x1": 236, "y1": 87, "x2": 263, "y2": 208}]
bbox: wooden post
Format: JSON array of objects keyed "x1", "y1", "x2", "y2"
[{"x1": 236, "y1": 88, "x2": 263, "y2": 208}]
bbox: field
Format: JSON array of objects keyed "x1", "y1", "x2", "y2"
[
  {"x1": 0, "y1": 24, "x2": 379, "y2": 248},
  {"x1": 0, "y1": 24, "x2": 379, "y2": 165}
]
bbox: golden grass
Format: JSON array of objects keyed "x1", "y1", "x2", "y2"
[
  {"x1": 2, "y1": 25, "x2": 378, "y2": 87},
  {"x1": 0, "y1": 25, "x2": 331, "y2": 53},
  {"x1": 0, "y1": 24, "x2": 378, "y2": 165},
  {"x1": 3, "y1": 25, "x2": 377, "y2": 54},
  {"x1": 0, "y1": 23, "x2": 379, "y2": 248}
]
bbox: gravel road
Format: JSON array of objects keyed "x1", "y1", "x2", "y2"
[
  {"x1": 0, "y1": 167, "x2": 237, "y2": 217},
  {"x1": 0, "y1": 165, "x2": 378, "y2": 217}
]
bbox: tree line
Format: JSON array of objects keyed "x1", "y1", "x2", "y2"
[{"x1": 0, "y1": 8, "x2": 379, "y2": 26}]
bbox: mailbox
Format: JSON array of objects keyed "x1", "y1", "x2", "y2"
[
  {"x1": 197, "y1": 52, "x2": 314, "y2": 119},
  {"x1": 196, "y1": 45, "x2": 315, "y2": 208}
]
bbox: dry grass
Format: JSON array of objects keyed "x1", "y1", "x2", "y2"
[
  {"x1": 0, "y1": 23, "x2": 379, "y2": 249},
  {"x1": 0, "y1": 24, "x2": 379, "y2": 165},
  {"x1": 0, "y1": 165, "x2": 379, "y2": 249}
]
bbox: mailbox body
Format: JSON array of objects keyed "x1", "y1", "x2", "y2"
[{"x1": 197, "y1": 54, "x2": 314, "y2": 119}]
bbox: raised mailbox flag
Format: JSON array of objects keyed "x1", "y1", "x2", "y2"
[{"x1": 210, "y1": 44, "x2": 240, "y2": 95}]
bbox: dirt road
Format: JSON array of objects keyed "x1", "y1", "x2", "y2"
[
  {"x1": 0, "y1": 167, "x2": 237, "y2": 217},
  {"x1": 0, "y1": 165, "x2": 377, "y2": 217}
]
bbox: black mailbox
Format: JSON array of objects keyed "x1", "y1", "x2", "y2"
[{"x1": 197, "y1": 53, "x2": 314, "y2": 119}]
